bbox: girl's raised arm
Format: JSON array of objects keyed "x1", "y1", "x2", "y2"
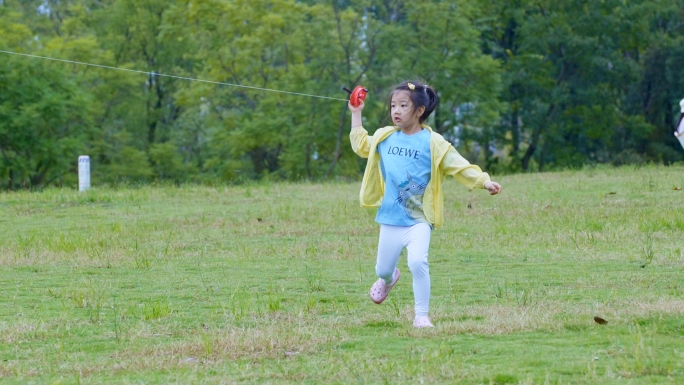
[{"x1": 349, "y1": 100, "x2": 365, "y2": 128}]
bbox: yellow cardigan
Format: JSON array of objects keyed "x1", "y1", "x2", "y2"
[{"x1": 350, "y1": 125, "x2": 490, "y2": 229}]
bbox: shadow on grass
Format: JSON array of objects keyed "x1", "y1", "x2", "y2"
[{"x1": 363, "y1": 320, "x2": 402, "y2": 328}]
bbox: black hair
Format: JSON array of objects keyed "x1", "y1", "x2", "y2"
[{"x1": 388, "y1": 80, "x2": 439, "y2": 124}]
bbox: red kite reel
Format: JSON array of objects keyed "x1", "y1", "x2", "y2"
[{"x1": 342, "y1": 85, "x2": 368, "y2": 107}]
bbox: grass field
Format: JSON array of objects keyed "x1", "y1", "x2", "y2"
[{"x1": 1, "y1": 165, "x2": 684, "y2": 384}]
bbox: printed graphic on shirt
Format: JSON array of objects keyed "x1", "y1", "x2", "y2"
[{"x1": 392, "y1": 172, "x2": 428, "y2": 223}]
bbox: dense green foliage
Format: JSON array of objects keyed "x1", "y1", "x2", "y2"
[{"x1": 1, "y1": 0, "x2": 684, "y2": 189}]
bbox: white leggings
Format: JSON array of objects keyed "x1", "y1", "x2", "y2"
[{"x1": 375, "y1": 223, "x2": 431, "y2": 317}]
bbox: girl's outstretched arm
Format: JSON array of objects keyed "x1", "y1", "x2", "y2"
[{"x1": 439, "y1": 146, "x2": 490, "y2": 190}]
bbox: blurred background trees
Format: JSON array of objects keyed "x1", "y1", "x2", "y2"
[{"x1": 1, "y1": 0, "x2": 683, "y2": 189}]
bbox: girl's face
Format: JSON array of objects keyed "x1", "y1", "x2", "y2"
[{"x1": 391, "y1": 91, "x2": 425, "y2": 131}]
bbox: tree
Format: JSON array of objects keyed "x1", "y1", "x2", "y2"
[
  {"x1": 163, "y1": 0, "x2": 354, "y2": 181},
  {"x1": 479, "y1": 0, "x2": 684, "y2": 171},
  {"x1": 0, "y1": 56, "x2": 93, "y2": 189}
]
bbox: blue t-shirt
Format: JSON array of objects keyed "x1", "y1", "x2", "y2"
[{"x1": 376, "y1": 129, "x2": 432, "y2": 226}]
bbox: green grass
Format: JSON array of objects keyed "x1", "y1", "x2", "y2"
[{"x1": 1, "y1": 164, "x2": 684, "y2": 384}]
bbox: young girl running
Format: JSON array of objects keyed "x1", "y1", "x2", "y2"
[{"x1": 349, "y1": 80, "x2": 502, "y2": 328}]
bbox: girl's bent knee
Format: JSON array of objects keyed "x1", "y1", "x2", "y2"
[{"x1": 376, "y1": 266, "x2": 395, "y2": 281}]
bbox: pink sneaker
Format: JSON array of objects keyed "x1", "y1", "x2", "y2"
[
  {"x1": 413, "y1": 316, "x2": 434, "y2": 328},
  {"x1": 369, "y1": 268, "x2": 400, "y2": 304}
]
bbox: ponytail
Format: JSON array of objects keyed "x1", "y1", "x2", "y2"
[{"x1": 421, "y1": 85, "x2": 438, "y2": 123}]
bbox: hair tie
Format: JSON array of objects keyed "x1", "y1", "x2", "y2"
[{"x1": 407, "y1": 82, "x2": 415, "y2": 91}]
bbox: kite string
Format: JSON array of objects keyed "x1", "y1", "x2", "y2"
[{"x1": 0, "y1": 49, "x2": 349, "y2": 102}]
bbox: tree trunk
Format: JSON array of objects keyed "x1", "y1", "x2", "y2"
[
  {"x1": 521, "y1": 103, "x2": 555, "y2": 171},
  {"x1": 147, "y1": 73, "x2": 164, "y2": 146},
  {"x1": 324, "y1": 107, "x2": 348, "y2": 178},
  {"x1": 521, "y1": 124, "x2": 542, "y2": 171}
]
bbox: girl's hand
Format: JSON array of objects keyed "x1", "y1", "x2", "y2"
[
  {"x1": 484, "y1": 181, "x2": 502, "y2": 195},
  {"x1": 348, "y1": 100, "x2": 365, "y2": 113}
]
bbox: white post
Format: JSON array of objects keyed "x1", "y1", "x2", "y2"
[
  {"x1": 676, "y1": 99, "x2": 684, "y2": 150},
  {"x1": 78, "y1": 155, "x2": 91, "y2": 191}
]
